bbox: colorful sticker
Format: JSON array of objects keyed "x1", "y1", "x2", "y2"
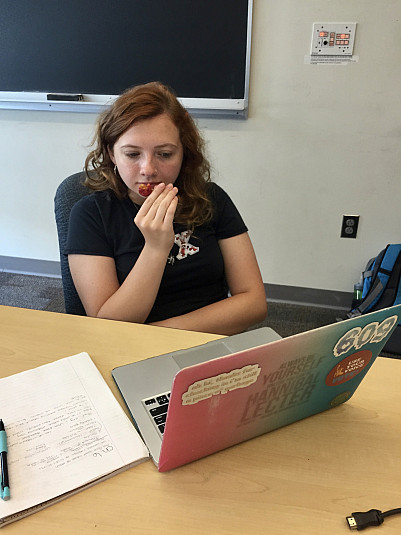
[
  {"x1": 333, "y1": 316, "x2": 398, "y2": 357},
  {"x1": 329, "y1": 391, "x2": 351, "y2": 407},
  {"x1": 326, "y1": 350, "x2": 372, "y2": 386},
  {"x1": 182, "y1": 364, "x2": 261, "y2": 406}
]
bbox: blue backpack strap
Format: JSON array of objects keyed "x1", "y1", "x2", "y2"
[
  {"x1": 361, "y1": 259, "x2": 376, "y2": 296},
  {"x1": 361, "y1": 248, "x2": 386, "y2": 298},
  {"x1": 356, "y1": 279, "x2": 386, "y2": 314}
]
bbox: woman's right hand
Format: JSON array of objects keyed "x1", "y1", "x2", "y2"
[
  {"x1": 134, "y1": 183, "x2": 178, "y2": 254},
  {"x1": 69, "y1": 182, "x2": 179, "y2": 322}
]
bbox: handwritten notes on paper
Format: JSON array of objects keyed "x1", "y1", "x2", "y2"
[
  {"x1": 0, "y1": 353, "x2": 148, "y2": 527},
  {"x1": 11, "y1": 395, "x2": 115, "y2": 473}
]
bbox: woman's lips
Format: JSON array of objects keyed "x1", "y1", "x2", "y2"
[{"x1": 138, "y1": 182, "x2": 160, "y2": 197}]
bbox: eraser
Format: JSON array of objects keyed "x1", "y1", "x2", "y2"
[{"x1": 46, "y1": 94, "x2": 84, "y2": 101}]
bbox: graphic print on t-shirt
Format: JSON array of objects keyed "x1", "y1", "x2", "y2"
[{"x1": 174, "y1": 231, "x2": 199, "y2": 260}]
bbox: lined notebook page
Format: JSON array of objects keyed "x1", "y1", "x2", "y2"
[{"x1": 0, "y1": 352, "x2": 149, "y2": 526}]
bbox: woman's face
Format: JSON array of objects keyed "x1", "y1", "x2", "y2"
[{"x1": 109, "y1": 113, "x2": 184, "y2": 204}]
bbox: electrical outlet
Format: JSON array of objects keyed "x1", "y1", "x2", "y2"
[{"x1": 341, "y1": 215, "x2": 359, "y2": 238}]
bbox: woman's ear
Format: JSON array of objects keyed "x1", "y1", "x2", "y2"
[{"x1": 107, "y1": 145, "x2": 115, "y2": 164}]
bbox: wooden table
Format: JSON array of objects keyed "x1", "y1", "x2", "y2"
[{"x1": 1, "y1": 306, "x2": 400, "y2": 534}]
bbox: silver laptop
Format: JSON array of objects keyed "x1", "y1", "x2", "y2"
[
  {"x1": 112, "y1": 305, "x2": 401, "y2": 472},
  {"x1": 112, "y1": 327, "x2": 281, "y2": 463}
]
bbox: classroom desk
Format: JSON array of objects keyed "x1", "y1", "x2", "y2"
[{"x1": 1, "y1": 305, "x2": 400, "y2": 534}]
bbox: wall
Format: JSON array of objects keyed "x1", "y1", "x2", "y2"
[{"x1": 1, "y1": 0, "x2": 400, "y2": 296}]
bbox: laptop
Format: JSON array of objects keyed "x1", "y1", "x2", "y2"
[{"x1": 112, "y1": 304, "x2": 401, "y2": 472}]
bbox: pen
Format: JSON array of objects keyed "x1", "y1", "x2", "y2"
[{"x1": 0, "y1": 419, "x2": 10, "y2": 501}]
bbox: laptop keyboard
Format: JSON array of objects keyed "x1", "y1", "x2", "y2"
[{"x1": 142, "y1": 392, "x2": 171, "y2": 436}]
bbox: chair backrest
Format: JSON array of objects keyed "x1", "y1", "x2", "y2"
[{"x1": 54, "y1": 172, "x2": 91, "y2": 315}]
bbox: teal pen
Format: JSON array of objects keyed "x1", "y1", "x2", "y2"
[{"x1": 0, "y1": 419, "x2": 10, "y2": 501}]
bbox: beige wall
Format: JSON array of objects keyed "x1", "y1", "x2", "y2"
[{"x1": 1, "y1": 0, "x2": 400, "y2": 293}]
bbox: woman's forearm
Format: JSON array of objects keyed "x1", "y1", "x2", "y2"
[
  {"x1": 151, "y1": 290, "x2": 267, "y2": 335},
  {"x1": 95, "y1": 244, "x2": 170, "y2": 322}
]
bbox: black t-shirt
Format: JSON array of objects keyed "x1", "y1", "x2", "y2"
[{"x1": 65, "y1": 183, "x2": 247, "y2": 322}]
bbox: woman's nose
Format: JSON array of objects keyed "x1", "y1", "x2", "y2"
[{"x1": 140, "y1": 156, "x2": 158, "y2": 177}]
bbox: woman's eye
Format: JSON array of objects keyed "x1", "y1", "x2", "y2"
[
  {"x1": 126, "y1": 152, "x2": 140, "y2": 159},
  {"x1": 159, "y1": 152, "x2": 172, "y2": 159}
]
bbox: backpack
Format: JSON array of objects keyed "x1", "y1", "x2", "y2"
[{"x1": 348, "y1": 244, "x2": 401, "y2": 356}]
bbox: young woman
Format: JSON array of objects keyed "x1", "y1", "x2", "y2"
[{"x1": 66, "y1": 82, "x2": 267, "y2": 335}]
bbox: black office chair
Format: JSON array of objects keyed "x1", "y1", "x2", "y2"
[{"x1": 54, "y1": 171, "x2": 91, "y2": 315}]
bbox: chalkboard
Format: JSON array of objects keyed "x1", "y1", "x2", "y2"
[{"x1": 0, "y1": 0, "x2": 252, "y2": 118}]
